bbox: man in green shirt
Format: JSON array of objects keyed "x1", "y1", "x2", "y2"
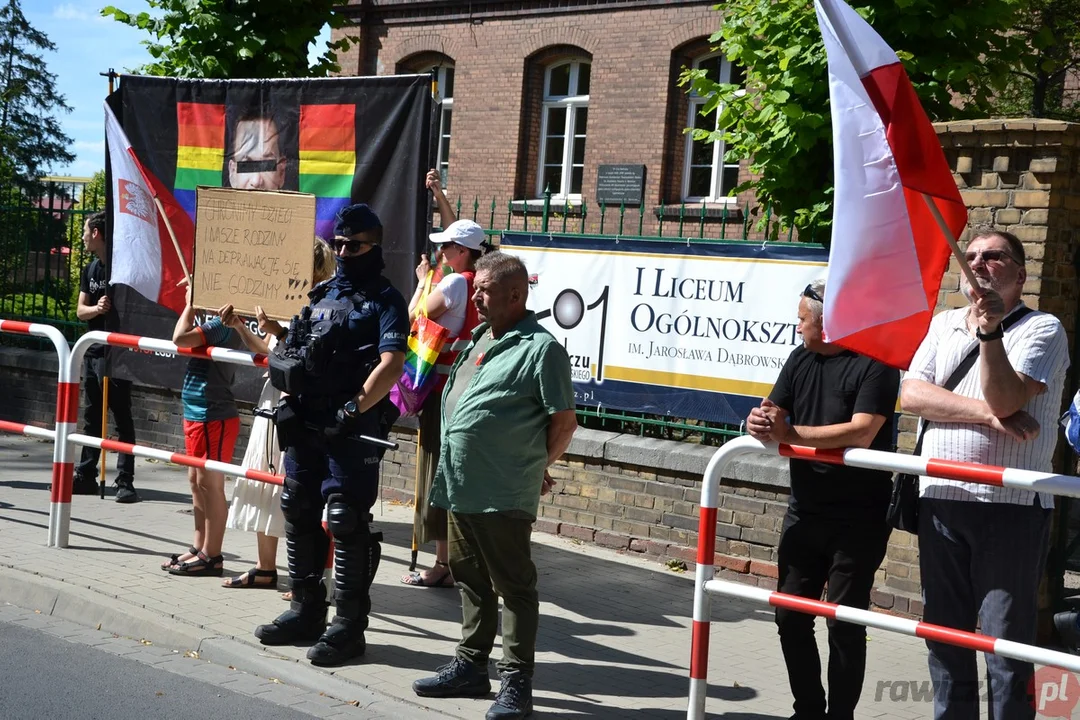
[{"x1": 413, "y1": 251, "x2": 577, "y2": 720}]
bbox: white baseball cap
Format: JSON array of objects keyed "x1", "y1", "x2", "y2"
[{"x1": 429, "y1": 219, "x2": 486, "y2": 251}]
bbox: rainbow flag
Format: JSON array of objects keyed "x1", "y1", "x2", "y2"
[
  {"x1": 389, "y1": 314, "x2": 451, "y2": 417},
  {"x1": 174, "y1": 102, "x2": 225, "y2": 219},
  {"x1": 300, "y1": 104, "x2": 356, "y2": 239}
]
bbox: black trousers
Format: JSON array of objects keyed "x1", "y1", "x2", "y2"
[
  {"x1": 775, "y1": 509, "x2": 890, "y2": 720},
  {"x1": 76, "y1": 355, "x2": 135, "y2": 480}
]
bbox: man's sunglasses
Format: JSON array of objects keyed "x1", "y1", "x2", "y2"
[
  {"x1": 332, "y1": 238, "x2": 372, "y2": 253},
  {"x1": 964, "y1": 249, "x2": 1019, "y2": 266},
  {"x1": 802, "y1": 284, "x2": 824, "y2": 302}
]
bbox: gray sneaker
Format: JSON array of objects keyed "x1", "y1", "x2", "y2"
[{"x1": 114, "y1": 476, "x2": 139, "y2": 504}]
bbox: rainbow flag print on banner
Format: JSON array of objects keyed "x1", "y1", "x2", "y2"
[
  {"x1": 300, "y1": 104, "x2": 356, "y2": 240},
  {"x1": 174, "y1": 102, "x2": 226, "y2": 219}
]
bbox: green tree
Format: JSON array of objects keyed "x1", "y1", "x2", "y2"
[
  {"x1": 683, "y1": 0, "x2": 1022, "y2": 234},
  {"x1": 81, "y1": 169, "x2": 106, "y2": 211},
  {"x1": 0, "y1": 0, "x2": 74, "y2": 191},
  {"x1": 102, "y1": 0, "x2": 355, "y2": 78},
  {"x1": 994, "y1": 0, "x2": 1080, "y2": 120}
]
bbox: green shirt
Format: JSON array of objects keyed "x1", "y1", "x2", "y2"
[{"x1": 430, "y1": 311, "x2": 575, "y2": 517}]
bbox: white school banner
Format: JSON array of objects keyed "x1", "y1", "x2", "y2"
[{"x1": 500, "y1": 233, "x2": 828, "y2": 425}]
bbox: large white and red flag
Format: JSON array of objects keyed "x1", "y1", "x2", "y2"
[
  {"x1": 815, "y1": 0, "x2": 966, "y2": 369},
  {"x1": 104, "y1": 102, "x2": 194, "y2": 316}
]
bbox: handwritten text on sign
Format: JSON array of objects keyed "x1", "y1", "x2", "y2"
[{"x1": 194, "y1": 187, "x2": 316, "y2": 320}]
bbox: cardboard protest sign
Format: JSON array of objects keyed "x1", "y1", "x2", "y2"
[{"x1": 193, "y1": 186, "x2": 316, "y2": 320}]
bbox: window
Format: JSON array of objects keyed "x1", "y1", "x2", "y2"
[
  {"x1": 538, "y1": 60, "x2": 590, "y2": 199},
  {"x1": 684, "y1": 54, "x2": 745, "y2": 202},
  {"x1": 425, "y1": 64, "x2": 454, "y2": 186}
]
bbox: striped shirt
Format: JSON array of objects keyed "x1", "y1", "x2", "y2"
[
  {"x1": 181, "y1": 318, "x2": 239, "y2": 422},
  {"x1": 906, "y1": 303, "x2": 1069, "y2": 507}
]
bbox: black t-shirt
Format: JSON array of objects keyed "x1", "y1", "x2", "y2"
[
  {"x1": 80, "y1": 259, "x2": 117, "y2": 358},
  {"x1": 769, "y1": 346, "x2": 900, "y2": 519}
]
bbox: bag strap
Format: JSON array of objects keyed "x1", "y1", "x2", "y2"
[
  {"x1": 417, "y1": 270, "x2": 435, "y2": 319},
  {"x1": 913, "y1": 306, "x2": 1034, "y2": 454}
]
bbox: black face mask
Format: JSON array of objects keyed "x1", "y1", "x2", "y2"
[{"x1": 335, "y1": 245, "x2": 384, "y2": 284}]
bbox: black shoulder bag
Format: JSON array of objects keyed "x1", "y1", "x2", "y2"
[{"x1": 886, "y1": 306, "x2": 1033, "y2": 532}]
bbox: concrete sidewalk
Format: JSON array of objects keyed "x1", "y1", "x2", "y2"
[{"x1": 0, "y1": 433, "x2": 935, "y2": 719}]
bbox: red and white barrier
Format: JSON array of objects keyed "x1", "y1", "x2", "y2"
[
  {"x1": 40, "y1": 330, "x2": 274, "y2": 547},
  {"x1": 0, "y1": 319, "x2": 74, "y2": 548},
  {"x1": 709, "y1": 579, "x2": 1080, "y2": 672},
  {"x1": 67, "y1": 434, "x2": 283, "y2": 486},
  {"x1": 687, "y1": 435, "x2": 1080, "y2": 720}
]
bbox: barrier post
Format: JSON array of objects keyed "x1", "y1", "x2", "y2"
[
  {"x1": 0, "y1": 320, "x2": 75, "y2": 548},
  {"x1": 688, "y1": 436, "x2": 768, "y2": 720}
]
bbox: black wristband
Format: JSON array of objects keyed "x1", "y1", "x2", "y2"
[
  {"x1": 976, "y1": 325, "x2": 1003, "y2": 342},
  {"x1": 275, "y1": 326, "x2": 288, "y2": 340}
]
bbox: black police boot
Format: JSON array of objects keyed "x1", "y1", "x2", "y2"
[
  {"x1": 306, "y1": 496, "x2": 377, "y2": 666},
  {"x1": 254, "y1": 583, "x2": 327, "y2": 645},
  {"x1": 307, "y1": 599, "x2": 366, "y2": 666}
]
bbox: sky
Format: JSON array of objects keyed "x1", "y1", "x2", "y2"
[{"x1": 27, "y1": 1, "x2": 331, "y2": 179}]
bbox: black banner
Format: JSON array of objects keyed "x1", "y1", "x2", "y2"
[{"x1": 106, "y1": 75, "x2": 432, "y2": 401}]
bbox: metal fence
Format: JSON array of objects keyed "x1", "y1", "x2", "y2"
[
  {"x1": 447, "y1": 188, "x2": 825, "y2": 246},
  {"x1": 0, "y1": 179, "x2": 98, "y2": 344}
]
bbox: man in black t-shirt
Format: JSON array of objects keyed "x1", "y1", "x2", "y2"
[
  {"x1": 746, "y1": 279, "x2": 899, "y2": 720},
  {"x1": 75, "y1": 211, "x2": 138, "y2": 503}
]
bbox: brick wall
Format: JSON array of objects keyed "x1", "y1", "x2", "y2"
[{"x1": 333, "y1": 1, "x2": 764, "y2": 239}]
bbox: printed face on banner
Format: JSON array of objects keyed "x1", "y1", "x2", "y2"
[
  {"x1": 508, "y1": 239, "x2": 827, "y2": 424},
  {"x1": 228, "y1": 117, "x2": 287, "y2": 190}
]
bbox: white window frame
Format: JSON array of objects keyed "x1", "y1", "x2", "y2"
[
  {"x1": 425, "y1": 64, "x2": 454, "y2": 187},
  {"x1": 537, "y1": 59, "x2": 590, "y2": 201},
  {"x1": 683, "y1": 53, "x2": 742, "y2": 203}
]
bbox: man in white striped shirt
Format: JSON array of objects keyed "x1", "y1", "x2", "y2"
[{"x1": 901, "y1": 228, "x2": 1069, "y2": 720}]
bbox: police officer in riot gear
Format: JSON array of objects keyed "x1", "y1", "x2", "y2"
[{"x1": 254, "y1": 204, "x2": 409, "y2": 666}]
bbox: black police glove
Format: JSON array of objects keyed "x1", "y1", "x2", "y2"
[{"x1": 323, "y1": 401, "x2": 359, "y2": 444}]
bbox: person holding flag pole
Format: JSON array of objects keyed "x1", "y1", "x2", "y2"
[{"x1": 815, "y1": 2, "x2": 1069, "y2": 720}]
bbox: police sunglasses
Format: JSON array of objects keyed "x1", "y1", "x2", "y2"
[
  {"x1": 802, "y1": 284, "x2": 823, "y2": 302},
  {"x1": 332, "y1": 237, "x2": 373, "y2": 253}
]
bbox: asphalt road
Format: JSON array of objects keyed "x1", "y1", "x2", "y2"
[{"x1": 0, "y1": 615, "x2": 340, "y2": 720}]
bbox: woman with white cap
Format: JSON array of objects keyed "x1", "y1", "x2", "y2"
[{"x1": 402, "y1": 182, "x2": 489, "y2": 587}]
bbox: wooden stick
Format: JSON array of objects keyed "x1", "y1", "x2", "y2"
[
  {"x1": 99, "y1": 376, "x2": 109, "y2": 500},
  {"x1": 921, "y1": 192, "x2": 981, "y2": 293},
  {"x1": 153, "y1": 196, "x2": 191, "y2": 283}
]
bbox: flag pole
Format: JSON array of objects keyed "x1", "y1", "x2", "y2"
[
  {"x1": 100, "y1": 68, "x2": 116, "y2": 501},
  {"x1": 153, "y1": 196, "x2": 192, "y2": 281},
  {"x1": 920, "y1": 193, "x2": 981, "y2": 292}
]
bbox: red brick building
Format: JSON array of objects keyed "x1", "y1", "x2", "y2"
[{"x1": 333, "y1": 0, "x2": 756, "y2": 236}]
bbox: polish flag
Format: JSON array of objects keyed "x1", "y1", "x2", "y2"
[
  {"x1": 815, "y1": 0, "x2": 966, "y2": 369},
  {"x1": 105, "y1": 102, "x2": 194, "y2": 316}
]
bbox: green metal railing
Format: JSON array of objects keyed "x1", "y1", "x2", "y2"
[
  {"x1": 0, "y1": 180, "x2": 97, "y2": 345},
  {"x1": 448, "y1": 186, "x2": 824, "y2": 245}
]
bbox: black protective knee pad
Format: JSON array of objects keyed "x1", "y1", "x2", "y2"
[
  {"x1": 281, "y1": 476, "x2": 328, "y2": 588},
  {"x1": 326, "y1": 494, "x2": 381, "y2": 623}
]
